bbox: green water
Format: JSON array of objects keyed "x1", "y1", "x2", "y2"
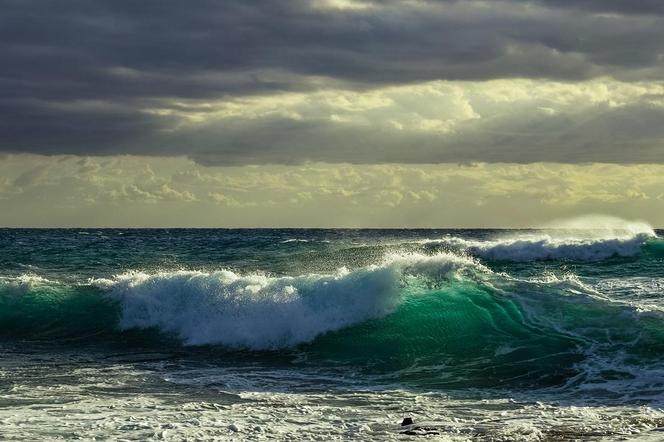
[{"x1": 1, "y1": 228, "x2": 664, "y2": 439}]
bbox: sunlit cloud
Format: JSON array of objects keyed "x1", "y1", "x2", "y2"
[{"x1": 1, "y1": 155, "x2": 664, "y2": 227}]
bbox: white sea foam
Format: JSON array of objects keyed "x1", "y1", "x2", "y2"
[
  {"x1": 589, "y1": 277, "x2": 664, "y2": 314},
  {"x1": 426, "y1": 216, "x2": 656, "y2": 261},
  {"x1": 0, "y1": 274, "x2": 54, "y2": 296},
  {"x1": 94, "y1": 252, "x2": 480, "y2": 349}
]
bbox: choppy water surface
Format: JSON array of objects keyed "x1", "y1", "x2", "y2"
[{"x1": 2, "y1": 220, "x2": 664, "y2": 440}]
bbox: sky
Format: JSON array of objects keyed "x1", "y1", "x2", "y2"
[{"x1": 1, "y1": 0, "x2": 663, "y2": 227}]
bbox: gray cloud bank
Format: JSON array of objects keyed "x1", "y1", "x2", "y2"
[{"x1": 1, "y1": 0, "x2": 664, "y2": 164}]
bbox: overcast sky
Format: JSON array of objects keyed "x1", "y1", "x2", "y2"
[{"x1": 1, "y1": 0, "x2": 663, "y2": 226}]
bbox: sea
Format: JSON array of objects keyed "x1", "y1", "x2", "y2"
[{"x1": 1, "y1": 218, "x2": 664, "y2": 440}]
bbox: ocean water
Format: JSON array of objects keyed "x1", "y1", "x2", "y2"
[{"x1": 1, "y1": 220, "x2": 664, "y2": 440}]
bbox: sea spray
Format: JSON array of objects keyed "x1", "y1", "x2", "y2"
[
  {"x1": 541, "y1": 215, "x2": 655, "y2": 237},
  {"x1": 94, "y1": 252, "x2": 482, "y2": 349},
  {"x1": 422, "y1": 216, "x2": 657, "y2": 261},
  {"x1": 95, "y1": 267, "x2": 401, "y2": 349}
]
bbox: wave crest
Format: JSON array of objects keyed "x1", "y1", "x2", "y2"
[
  {"x1": 0, "y1": 274, "x2": 54, "y2": 296},
  {"x1": 416, "y1": 216, "x2": 657, "y2": 262},
  {"x1": 94, "y1": 252, "x2": 479, "y2": 349},
  {"x1": 435, "y1": 233, "x2": 654, "y2": 261}
]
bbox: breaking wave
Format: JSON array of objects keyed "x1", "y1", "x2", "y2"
[
  {"x1": 0, "y1": 252, "x2": 480, "y2": 349},
  {"x1": 92, "y1": 252, "x2": 479, "y2": 349},
  {"x1": 425, "y1": 216, "x2": 658, "y2": 261}
]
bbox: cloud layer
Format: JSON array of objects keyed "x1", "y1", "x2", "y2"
[
  {"x1": 1, "y1": 0, "x2": 663, "y2": 164},
  {"x1": 2, "y1": 155, "x2": 664, "y2": 227}
]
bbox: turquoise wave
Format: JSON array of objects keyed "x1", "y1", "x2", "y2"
[
  {"x1": 2, "y1": 254, "x2": 664, "y2": 393},
  {"x1": 0, "y1": 279, "x2": 117, "y2": 339},
  {"x1": 645, "y1": 237, "x2": 664, "y2": 257}
]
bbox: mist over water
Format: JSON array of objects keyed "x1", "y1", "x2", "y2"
[
  {"x1": 1, "y1": 218, "x2": 664, "y2": 439},
  {"x1": 544, "y1": 214, "x2": 654, "y2": 235}
]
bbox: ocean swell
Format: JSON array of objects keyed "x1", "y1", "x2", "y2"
[{"x1": 1, "y1": 246, "x2": 664, "y2": 394}]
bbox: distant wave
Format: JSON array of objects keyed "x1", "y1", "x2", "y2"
[
  {"x1": 428, "y1": 233, "x2": 654, "y2": 261},
  {"x1": 422, "y1": 217, "x2": 657, "y2": 261}
]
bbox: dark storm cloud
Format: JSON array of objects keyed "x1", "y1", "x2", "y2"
[
  {"x1": 0, "y1": 98, "x2": 176, "y2": 155},
  {"x1": 1, "y1": 0, "x2": 663, "y2": 162}
]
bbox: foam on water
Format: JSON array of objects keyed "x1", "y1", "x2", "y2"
[
  {"x1": 95, "y1": 267, "x2": 401, "y2": 349},
  {"x1": 424, "y1": 216, "x2": 657, "y2": 261},
  {"x1": 2, "y1": 352, "x2": 663, "y2": 441},
  {"x1": 91, "y1": 252, "x2": 481, "y2": 349},
  {"x1": 0, "y1": 274, "x2": 53, "y2": 296}
]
